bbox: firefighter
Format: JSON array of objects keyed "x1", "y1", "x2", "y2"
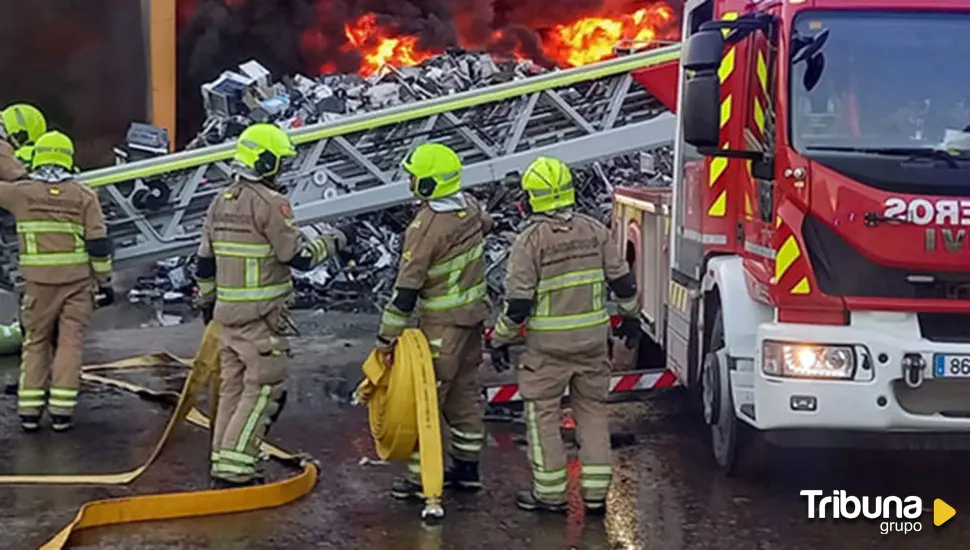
[
  {"x1": 377, "y1": 142, "x2": 492, "y2": 499},
  {"x1": 0, "y1": 131, "x2": 113, "y2": 432},
  {"x1": 194, "y1": 123, "x2": 353, "y2": 488},
  {"x1": 0, "y1": 103, "x2": 47, "y2": 181},
  {"x1": 490, "y1": 156, "x2": 640, "y2": 515}
]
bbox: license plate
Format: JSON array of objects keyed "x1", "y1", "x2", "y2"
[{"x1": 934, "y1": 354, "x2": 970, "y2": 378}]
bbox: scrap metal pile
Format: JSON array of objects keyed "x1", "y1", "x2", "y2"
[
  {"x1": 183, "y1": 52, "x2": 546, "y2": 150},
  {"x1": 128, "y1": 148, "x2": 672, "y2": 316},
  {"x1": 126, "y1": 50, "x2": 674, "y2": 317}
]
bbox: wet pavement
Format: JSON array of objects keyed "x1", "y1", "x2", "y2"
[{"x1": 1, "y1": 308, "x2": 969, "y2": 549}]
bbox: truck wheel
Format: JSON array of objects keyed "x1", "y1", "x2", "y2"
[{"x1": 701, "y1": 310, "x2": 754, "y2": 476}]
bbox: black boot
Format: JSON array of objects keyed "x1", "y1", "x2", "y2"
[
  {"x1": 584, "y1": 498, "x2": 607, "y2": 516},
  {"x1": 209, "y1": 473, "x2": 264, "y2": 490},
  {"x1": 19, "y1": 414, "x2": 40, "y2": 432},
  {"x1": 50, "y1": 414, "x2": 73, "y2": 432},
  {"x1": 516, "y1": 491, "x2": 566, "y2": 513},
  {"x1": 445, "y1": 459, "x2": 482, "y2": 491},
  {"x1": 390, "y1": 477, "x2": 425, "y2": 500}
]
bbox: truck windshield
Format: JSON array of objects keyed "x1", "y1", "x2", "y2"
[{"x1": 790, "y1": 11, "x2": 970, "y2": 156}]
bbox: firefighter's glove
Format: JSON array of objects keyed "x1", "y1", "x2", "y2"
[
  {"x1": 614, "y1": 317, "x2": 641, "y2": 350},
  {"x1": 488, "y1": 341, "x2": 512, "y2": 372},
  {"x1": 201, "y1": 302, "x2": 214, "y2": 326},
  {"x1": 335, "y1": 223, "x2": 357, "y2": 264},
  {"x1": 375, "y1": 335, "x2": 395, "y2": 366},
  {"x1": 95, "y1": 286, "x2": 115, "y2": 308}
]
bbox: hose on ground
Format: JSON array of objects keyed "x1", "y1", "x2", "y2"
[{"x1": 353, "y1": 328, "x2": 444, "y2": 519}]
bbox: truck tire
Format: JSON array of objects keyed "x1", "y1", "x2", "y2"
[{"x1": 701, "y1": 309, "x2": 758, "y2": 476}]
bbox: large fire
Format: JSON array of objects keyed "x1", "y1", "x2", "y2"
[
  {"x1": 177, "y1": 0, "x2": 683, "y2": 124},
  {"x1": 547, "y1": 7, "x2": 676, "y2": 67},
  {"x1": 342, "y1": 14, "x2": 438, "y2": 76},
  {"x1": 336, "y1": 4, "x2": 677, "y2": 77}
]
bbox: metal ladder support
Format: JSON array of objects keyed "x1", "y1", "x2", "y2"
[{"x1": 0, "y1": 44, "x2": 682, "y2": 288}]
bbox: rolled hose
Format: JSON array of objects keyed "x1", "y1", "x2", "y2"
[
  {"x1": 0, "y1": 321, "x2": 22, "y2": 356},
  {"x1": 353, "y1": 328, "x2": 444, "y2": 518}
]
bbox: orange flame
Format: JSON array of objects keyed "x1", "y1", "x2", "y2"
[
  {"x1": 339, "y1": 5, "x2": 677, "y2": 76},
  {"x1": 344, "y1": 14, "x2": 436, "y2": 76},
  {"x1": 546, "y1": 6, "x2": 677, "y2": 67}
]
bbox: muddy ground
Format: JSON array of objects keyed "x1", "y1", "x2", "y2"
[{"x1": 0, "y1": 306, "x2": 968, "y2": 549}]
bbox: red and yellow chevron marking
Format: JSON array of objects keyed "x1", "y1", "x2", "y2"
[
  {"x1": 706, "y1": 11, "x2": 739, "y2": 218},
  {"x1": 772, "y1": 217, "x2": 812, "y2": 295},
  {"x1": 742, "y1": 42, "x2": 770, "y2": 222},
  {"x1": 752, "y1": 48, "x2": 769, "y2": 135}
]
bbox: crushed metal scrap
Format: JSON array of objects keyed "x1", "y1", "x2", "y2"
[
  {"x1": 124, "y1": 50, "x2": 673, "y2": 318},
  {"x1": 118, "y1": 52, "x2": 547, "y2": 160},
  {"x1": 129, "y1": 148, "x2": 673, "y2": 317}
]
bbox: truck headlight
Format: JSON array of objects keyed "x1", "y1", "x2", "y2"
[{"x1": 762, "y1": 341, "x2": 856, "y2": 379}]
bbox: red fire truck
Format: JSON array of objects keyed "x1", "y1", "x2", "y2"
[{"x1": 618, "y1": 0, "x2": 970, "y2": 475}]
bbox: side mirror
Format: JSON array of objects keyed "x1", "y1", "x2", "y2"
[
  {"x1": 803, "y1": 53, "x2": 825, "y2": 92},
  {"x1": 681, "y1": 29, "x2": 726, "y2": 148},
  {"x1": 683, "y1": 30, "x2": 725, "y2": 72},
  {"x1": 683, "y1": 73, "x2": 721, "y2": 148}
]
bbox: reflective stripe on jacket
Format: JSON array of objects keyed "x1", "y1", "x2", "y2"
[
  {"x1": 527, "y1": 267, "x2": 609, "y2": 332},
  {"x1": 212, "y1": 240, "x2": 293, "y2": 303},
  {"x1": 0, "y1": 178, "x2": 110, "y2": 285}
]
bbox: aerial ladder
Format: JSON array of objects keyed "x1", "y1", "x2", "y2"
[{"x1": 0, "y1": 44, "x2": 681, "y2": 290}]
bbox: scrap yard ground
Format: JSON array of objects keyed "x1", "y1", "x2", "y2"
[{"x1": 0, "y1": 307, "x2": 968, "y2": 549}]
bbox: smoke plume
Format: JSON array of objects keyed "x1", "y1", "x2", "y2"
[
  {"x1": 176, "y1": 0, "x2": 683, "y2": 146},
  {"x1": 0, "y1": 0, "x2": 148, "y2": 168}
]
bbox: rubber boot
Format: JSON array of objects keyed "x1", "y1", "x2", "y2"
[
  {"x1": 210, "y1": 472, "x2": 264, "y2": 490},
  {"x1": 50, "y1": 414, "x2": 73, "y2": 432},
  {"x1": 584, "y1": 499, "x2": 607, "y2": 516},
  {"x1": 516, "y1": 490, "x2": 566, "y2": 513},
  {"x1": 445, "y1": 459, "x2": 482, "y2": 491},
  {"x1": 210, "y1": 477, "x2": 263, "y2": 490},
  {"x1": 390, "y1": 477, "x2": 424, "y2": 500},
  {"x1": 19, "y1": 414, "x2": 40, "y2": 432}
]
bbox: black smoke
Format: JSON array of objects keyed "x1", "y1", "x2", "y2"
[
  {"x1": 177, "y1": 0, "x2": 682, "y2": 147},
  {"x1": 0, "y1": 0, "x2": 148, "y2": 168}
]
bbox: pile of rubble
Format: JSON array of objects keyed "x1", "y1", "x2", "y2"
[
  {"x1": 188, "y1": 52, "x2": 545, "y2": 150},
  {"x1": 128, "y1": 147, "x2": 673, "y2": 317},
  {"x1": 124, "y1": 49, "x2": 674, "y2": 320},
  {"x1": 117, "y1": 51, "x2": 547, "y2": 161}
]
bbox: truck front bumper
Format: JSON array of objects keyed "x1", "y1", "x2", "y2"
[{"x1": 753, "y1": 311, "x2": 970, "y2": 432}]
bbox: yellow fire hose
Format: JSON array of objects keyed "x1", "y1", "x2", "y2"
[
  {"x1": 0, "y1": 322, "x2": 318, "y2": 548},
  {"x1": 353, "y1": 328, "x2": 444, "y2": 520}
]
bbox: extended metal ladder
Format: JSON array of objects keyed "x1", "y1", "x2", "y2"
[{"x1": 0, "y1": 44, "x2": 681, "y2": 289}]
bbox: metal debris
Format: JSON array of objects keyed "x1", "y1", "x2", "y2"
[
  {"x1": 131, "y1": 148, "x2": 673, "y2": 317},
  {"x1": 125, "y1": 51, "x2": 673, "y2": 319},
  {"x1": 175, "y1": 52, "x2": 548, "y2": 150}
]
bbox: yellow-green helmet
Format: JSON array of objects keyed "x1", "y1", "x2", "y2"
[
  {"x1": 401, "y1": 142, "x2": 462, "y2": 199},
  {"x1": 1, "y1": 104, "x2": 47, "y2": 147},
  {"x1": 31, "y1": 131, "x2": 74, "y2": 171},
  {"x1": 14, "y1": 146, "x2": 33, "y2": 166},
  {"x1": 521, "y1": 156, "x2": 574, "y2": 213},
  {"x1": 234, "y1": 123, "x2": 296, "y2": 177}
]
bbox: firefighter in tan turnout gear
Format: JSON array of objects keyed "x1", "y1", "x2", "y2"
[
  {"x1": 0, "y1": 103, "x2": 47, "y2": 181},
  {"x1": 0, "y1": 131, "x2": 114, "y2": 432},
  {"x1": 376, "y1": 142, "x2": 492, "y2": 499},
  {"x1": 491, "y1": 156, "x2": 640, "y2": 514},
  {"x1": 194, "y1": 123, "x2": 353, "y2": 488}
]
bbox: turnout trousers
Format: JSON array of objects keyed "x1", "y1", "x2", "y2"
[
  {"x1": 406, "y1": 322, "x2": 486, "y2": 481},
  {"x1": 210, "y1": 319, "x2": 290, "y2": 483},
  {"x1": 18, "y1": 279, "x2": 94, "y2": 419},
  {"x1": 518, "y1": 348, "x2": 612, "y2": 505}
]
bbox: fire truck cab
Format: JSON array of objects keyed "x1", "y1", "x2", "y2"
[{"x1": 619, "y1": 0, "x2": 970, "y2": 474}]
